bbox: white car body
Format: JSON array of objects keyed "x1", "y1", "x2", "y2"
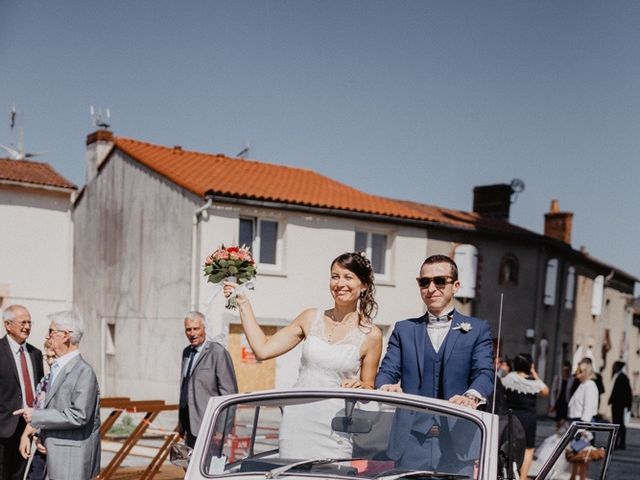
[{"x1": 177, "y1": 388, "x2": 617, "y2": 480}]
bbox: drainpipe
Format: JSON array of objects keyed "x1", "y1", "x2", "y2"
[{"x1": 190, "y1": 198, "x2": 213, "y2": 310}]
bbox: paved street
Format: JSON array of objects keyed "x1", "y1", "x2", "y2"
[{"x1": 535, "y1": 419, "x2": 640, "y2": 478}]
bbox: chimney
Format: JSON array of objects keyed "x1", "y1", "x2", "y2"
[
  {"x1": 85, "y1": 130, "x2": 114, "y2": 184},
  {"x1": 544, "y1": 199, "x2": 573, "y2": 244},
  {"x1": 473, "y1": 184, "x2": 514, "y2": 220}
]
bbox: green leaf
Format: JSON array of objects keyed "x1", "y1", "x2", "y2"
[
  {"x1": 208, "y1": 272, "x2": 226, "y2": 283},
  {"x1": 228, "y1": 265, "x2": 238, "y2": 275}
]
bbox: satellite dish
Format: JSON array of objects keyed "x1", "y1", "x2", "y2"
[
  {"x1": 510, "y1": 178, "x2": 525, "y2": 204},
  {"x1": 510, "y1": 178, "x2": 525, "y2": 193}
]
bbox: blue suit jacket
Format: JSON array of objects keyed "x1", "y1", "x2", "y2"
[{"x1": 375, "y1": 311, "x2": 494, "y2": 400}]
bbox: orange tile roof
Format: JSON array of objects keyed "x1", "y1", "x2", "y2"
[
  {"x1": 111, "y1": 136, "x2": 538, "y2": 235},
  {"x1": 0, "y1": 158, "x2": 76, "y2": 190}
]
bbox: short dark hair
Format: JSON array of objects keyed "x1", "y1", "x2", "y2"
[
  {"x1": 613, "y1": 361, "x2": 625, "y2": 373},
  {"x1": 513, "y1": 353, "x2": 533, "y2": 374},
  {"x1": 421, "y1": 255, "x2": 458, "y2": 280}
]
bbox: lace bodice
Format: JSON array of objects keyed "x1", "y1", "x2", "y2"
[{"x1": 294, "y1": 309, "x2": 366, "y2": 388}]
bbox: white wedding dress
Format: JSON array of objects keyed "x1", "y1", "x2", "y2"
[{"x1": 278, "y1": 309, "x2": 366, "y2": 459}]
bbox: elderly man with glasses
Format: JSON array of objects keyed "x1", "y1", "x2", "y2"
[
  {"x1": 375, "y1": 255, "x2": 494, "y2": 473},
  {"x1": 14, "y1": 310, "x2": 100, "y2": 480},
  {"x1": 1, "y1": 305, "x2": 44, "y2": 480}
]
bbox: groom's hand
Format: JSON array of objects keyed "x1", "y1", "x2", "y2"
[
  {"x1": 379, "y1": 383, "x2": 403, "y2": 393},
  {"x1": 449, "y1": 394, "x2": 480, "y2": 409}
]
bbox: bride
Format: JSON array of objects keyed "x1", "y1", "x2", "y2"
[{"x1": 223, "y1": 251, "x2": 382, "y2": 458}]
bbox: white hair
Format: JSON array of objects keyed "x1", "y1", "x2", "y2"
[
  {"x1": 184, "y1": 311, "x2": 206, "y2": 328},
  {"x1": 49, "y1": 310, "x2": 84, "y2": 345},
  {"x1": 2, "y1": 304, "x2": 28, "y2": 323}
]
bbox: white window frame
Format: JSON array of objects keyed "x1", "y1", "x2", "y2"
[
  {"x1": 239, "y1": 216, "x2": 285, "y2": 274},
  {"x1": 354, "y1": 228, "x2": 393, "y2": 281}
]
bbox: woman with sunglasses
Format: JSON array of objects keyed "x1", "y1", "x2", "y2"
[{"x1": 223, "y1": 251, "x2": 382, "y2": 459}]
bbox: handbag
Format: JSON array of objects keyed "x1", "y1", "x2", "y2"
[
  {"x1": 569, "y1": 437, "x2": 590, "y2": 453},
  {"x1": 565, "y1": 446, "x2": 606, "y2": 464}
]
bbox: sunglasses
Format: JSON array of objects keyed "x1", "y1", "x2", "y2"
[{"x1": 416, "y1": 276, "x2": 455, "y2": 289}]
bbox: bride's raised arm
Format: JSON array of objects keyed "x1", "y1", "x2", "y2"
[{"x1": 223, "y1": 280, "x2": 311, "y2": 361}]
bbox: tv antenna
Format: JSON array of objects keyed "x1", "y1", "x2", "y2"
[
  {"x1": 0, "y1": 105, "x2": 48, "y2": 160},
  {"x1": 90, "y1": 106, "x2": 111, "y2": 129},
  {"x1": 236, "y1": 141, "x2": 250, "y2": 159}
]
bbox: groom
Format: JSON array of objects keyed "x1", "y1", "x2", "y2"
[{"x1": 375, "y1": 254, "x2": 493, "y2": 471}]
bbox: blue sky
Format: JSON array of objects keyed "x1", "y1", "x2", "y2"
[{"x1": 1, "y1": 1, "x2": 639, "y2": 290}]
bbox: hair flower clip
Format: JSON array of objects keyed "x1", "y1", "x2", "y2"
[{"x1": 452, "y1": 322, "x2": 472, "y2": 333}]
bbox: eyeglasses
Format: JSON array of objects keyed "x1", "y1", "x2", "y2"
[
  {"x1": 47, "y1": 329, "x2": 69, "y2": 336},
  {"x1": 416, "y1": 276, "x2": 455, "y2": 289},
  {"x1": 8, "y1": 320, "x2": 32, "y2": 328}
]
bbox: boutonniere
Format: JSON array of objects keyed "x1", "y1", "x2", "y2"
[{"x1": 452, "y1": 322, "x2": 472, "y2": 333}]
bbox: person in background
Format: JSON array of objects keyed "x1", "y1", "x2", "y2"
[
  {"x1": 549, "y1": 361, "x2": 572, "y2": 432},
  {"x1": 569, "y1": 357, "x2": 604, "y2": 412},
  {"x1": 488, "y1": 354, "x2": 511, "y2": 415},
  {"x1": 0, "y1": 305, "x2": 44, "y2": 480},
  {"x1": 567, "y1": 359, "x2": 599, "y2": 480},
  {"x1": 179, "y1": 311, "x2": 238, "y2": 448},
  {"x1": 18, "y1": 341, "x2": 56, "y2": 479},
  {"x1": 608, "y1": 360, "x2": 633, "y2": 450},
  {"x1": 502, "y1": 353, "x2": 549, "y2": 480},
  {"x1": 13, "y1": 310, "x2": 101, "y2": 480}
]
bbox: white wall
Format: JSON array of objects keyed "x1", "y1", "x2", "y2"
[
  {"x1": 0, "y1": 184, "x2": 74, "y2": 345},
  {"x1": 196, "y1": 203, "x2": 429, "y2": 388}
]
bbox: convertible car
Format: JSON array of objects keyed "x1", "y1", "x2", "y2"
[{"x1": 172, "y1": 388, "x2": 618, "y2": 480}]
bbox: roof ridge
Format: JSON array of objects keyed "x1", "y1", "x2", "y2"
[{"x1": 115, "y1": 136, "x2": 323, "y2": 173}]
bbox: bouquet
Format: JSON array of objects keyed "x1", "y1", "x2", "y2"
[{"x1": 204, "y1": 244, "x2": 257, "y2": 309}]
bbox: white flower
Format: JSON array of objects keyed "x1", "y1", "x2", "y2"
[{"x1": 452, "y1": 322, "x2": 472, "y2": 333}]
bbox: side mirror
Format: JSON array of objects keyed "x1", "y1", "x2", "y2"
[{"x1": 170, "y1": 441, "x2": 193, "y2": 470}]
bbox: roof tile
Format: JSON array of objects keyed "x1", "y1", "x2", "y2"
[
  {"x1": 0, "y1": 158, "x2": 76, "y2": 190},
  {"x1": 112, "y1": 136, "x2": 537, "y2": 235}
]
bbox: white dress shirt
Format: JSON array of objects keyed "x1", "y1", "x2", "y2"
[
  {"x1": 183, "y1": 342, "x2": 205, "y2": 378},
  {"x1": 50, "y1": 349, "x2": 81, "y2": 386},
  {"x1": 6, "y1": 335, "x2": 36, "y2": 408}
]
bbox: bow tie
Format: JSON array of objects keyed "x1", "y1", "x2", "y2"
[{"x1": 427, "y1": 312, "x2": 453, "y2": 324}]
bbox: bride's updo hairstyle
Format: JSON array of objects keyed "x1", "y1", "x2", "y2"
[{"x1": 331, "y1": 252, "x2": 378, "y2": 325}]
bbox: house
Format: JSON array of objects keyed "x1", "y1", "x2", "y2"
[
  {"x1": 0, "y1": 157, "x2": 76, "y2": 343},
  {"x1": 72, "y1": 130, "x2": 638, "y2": 410}
]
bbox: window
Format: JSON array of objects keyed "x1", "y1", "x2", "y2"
[
  {"x1": 453, "y1": 244, "x2": 478, "y2": 299},
  {"x1": 543, "y1": 258, "x2": 558, "y2": 306},
  {"x1": 564, "y1": 266, "x2": 576, "y2": 309},
  {"x1": 355, "y1": 230, "x2": 389, "y2": 275},
  {"x1": 498, "y1": 254, "x2": 519, "y2": 286},
  {"x1": 239, "y1": 217, "x2": 280, "y2": 268}
]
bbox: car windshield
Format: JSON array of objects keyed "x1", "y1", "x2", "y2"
[{"x1": 201, "y1": 393, "x2": 485, "y2": 479}]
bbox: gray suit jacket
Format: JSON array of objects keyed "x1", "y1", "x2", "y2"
[
  {"x1": 181, "y1": 340, "x2": 238, "y2": 436},
  {"x1": 31, "y1": 353, "x2": 101, "y2": 480}
]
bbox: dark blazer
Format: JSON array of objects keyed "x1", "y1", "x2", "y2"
[
  {"x1": 0, "y1": 335, "x2": 44, "y2": 437},
  {"x1": 375, "y1": 311, "x2": 494, "y2": 399},
  {"x1": 181, "y1": 340, "x2": 238, "y2": 437},
  {"x1": 609, "y1": 372, "x2": 633, "y2": 411}
]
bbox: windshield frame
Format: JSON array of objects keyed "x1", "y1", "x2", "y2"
[
  {"x1": 533, "y1": 421, "x2": 618, "y2": 480},
  {"x1": 197, "y1": 388, "x2": 492, "y2": 480}
]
